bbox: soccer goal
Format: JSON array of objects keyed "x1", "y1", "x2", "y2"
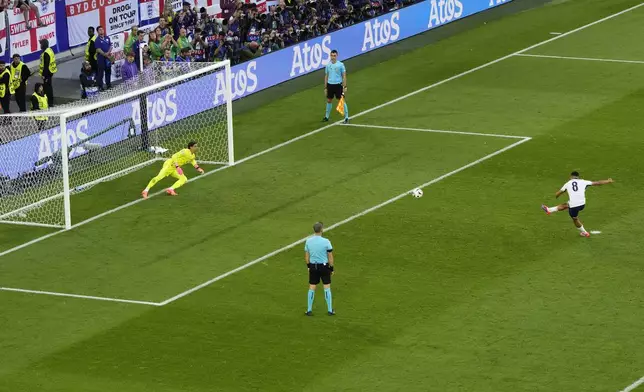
[{"x1": 0, "y1": 60, "x2": 234, "y2": 230}]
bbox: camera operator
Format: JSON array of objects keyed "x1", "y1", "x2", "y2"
[
  {"x1": 239, "y1": 40, "x2": 262, "y2": 62},
  {"x1": 192, "y1": 28, "x2": 207, "y2": 62}
]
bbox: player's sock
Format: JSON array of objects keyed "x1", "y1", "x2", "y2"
[
  {"x1": 325, "y1": 103, "x2": 332, "y2": 119},
  {"x1": 547, "y1": 207, "x2": 558, "y2": 213},
  {"x1": 578, "y1": 225, "x2": 587, "y2": 233},
  {"x1": 343, "y1": 102, "x2": 349, "y2": 119},
  {"x1": 307, "y1": 289, "x2": 315, "y2": 312},
  {"x1": 324, "y1": 287, "x2": 333, "y2": 313}
]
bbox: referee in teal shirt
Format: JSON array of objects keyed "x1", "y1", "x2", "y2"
[
  {"x1": 322, "y1": 49, "x2": 349, "y2": 123},
  {"x1": 304, "y1": 222, "x2": 335, "y2": 316}
]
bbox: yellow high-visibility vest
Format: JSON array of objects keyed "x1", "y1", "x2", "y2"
[
  {"x1": 39, "y1": 48, "x2": 57, "y2": 76},
  {"x1": 85, "y1": 35, "x2": 97, "y2": 61},
  {"x1": 0, "y1": 69, "x2": 10, "y2": 98},
  {"x1": 32, "y1": 92, "x2": 49, "y2": 120},
  {"x1": 10, "y1": 61, "x2": 26, "y2": 94}
]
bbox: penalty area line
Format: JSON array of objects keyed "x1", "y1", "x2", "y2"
[
  {"x1": 1, "y1": 1, "x2": 642, "y2": 259},
  {"x1": 158, "y1": 136, "x2": 532, "y2": 306},
  {"x1": 341, "y1": 123, "x2": 530, "y2": 139},
  {"x1": 619, "y1": 375, "x2": 644, "y2": 392}
]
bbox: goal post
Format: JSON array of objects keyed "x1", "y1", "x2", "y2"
[{"x1": 0, "y1": 60, "x2": 234, "y2": 230}]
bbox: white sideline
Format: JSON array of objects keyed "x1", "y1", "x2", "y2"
[
  {"x1": 159, "y1": 135, "x2": 531, "y2": 306},
  {"x1": 620, "y1": 375, "x2": 644, "y2": 392},
  {"x1": 341, "y1": 123, "x2": 529, "y2": 139},
  {"x1": 0, "y1": 286, "x2": 161, "y2": 306},
  {"x1": 515, "y1": 53, "x2": 644, "y2": 65}
]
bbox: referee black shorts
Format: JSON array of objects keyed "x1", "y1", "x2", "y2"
[
  {"x1": 326, "y1": 83, "x2": 343, "y2": 100},
  {"x1": 309, "y1": 263, "x2": 332, "y2": 285}
]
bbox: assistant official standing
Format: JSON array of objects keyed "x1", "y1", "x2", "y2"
[
  {"x1": 39, "y1": 39, "x2": 56, "y2": 107},
  {"x1": 0, "y1": 61, "x2": 11, "y2": 116},
  {"x1": 10, "y1": 54, "x2": 31, "y2": 112}
]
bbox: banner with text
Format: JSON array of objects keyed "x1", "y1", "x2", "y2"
[
  {"x1": 8, "y1": 2, "x2": 57, "y2": 57},
  {"x1": 65, "y1": 0, "x2": 139, "y2": 47},
  {"x1": 214, "y1": 0, "x2": 513, "y2": 105}
]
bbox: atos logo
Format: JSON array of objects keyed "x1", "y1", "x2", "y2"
[
  {"x1": 488, "y1": 0, "x2": 509, "y2": 6},
  {"x1": 289, "y1": 35, "x2": 332, "y2": 77},
  {"x1": 214, "y1": 61, "x2": 258, "y2": 105},
  {"x1": 37, "y1": 120, "x2": 90, "y2": 161},
  {"x1": 361, "y1": 12, "x2": 400, "y2": 52},
  {"x1": 428, "y1": 0, "x2": 464, "y2": 28},
  {"x1": 131, "y1": 89, "x2": 178, "y2": 129}
]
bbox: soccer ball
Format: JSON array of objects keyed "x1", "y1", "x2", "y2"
[{"x1": 411, "y1": 188, "x2": 423, "y2": 198}]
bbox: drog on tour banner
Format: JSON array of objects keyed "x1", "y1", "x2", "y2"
[
  {"x1": 8, "y1": 1, "x2": 57, "y2": 57},
  {"x1": 65, "y1": 0, "x2": 139, "y2": 47},
  {"x1": 222, "y1": 0, "x2": 513, "y2": 102}
]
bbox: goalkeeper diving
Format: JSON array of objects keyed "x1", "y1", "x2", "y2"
[{"x1": 141, "y1": 141, "x2": 205, "y2": 199}]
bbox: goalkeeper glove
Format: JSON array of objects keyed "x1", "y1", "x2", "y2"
[{"x1": 176, "y1": 167, "x2": 184, "y2": 175}]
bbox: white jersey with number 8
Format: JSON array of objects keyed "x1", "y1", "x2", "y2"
[{"x1": 560, "y1": 179, "x2": 593, "y2": 208}]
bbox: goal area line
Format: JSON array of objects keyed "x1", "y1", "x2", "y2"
[{"x1": 0, "y1": 127, "x2": 531, "y2": 306}]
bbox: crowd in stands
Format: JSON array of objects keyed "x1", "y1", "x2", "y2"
[
  {"x1": 140, "y1": 0, "x2": 419, "y2": 64},
  {"x1": 79, "y1": 0, "x2": 421, "y2": 99}
]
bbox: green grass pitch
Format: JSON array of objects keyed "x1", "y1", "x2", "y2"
[{"x1": 2, "y1": 0, "x2": 644, "y2": 391}]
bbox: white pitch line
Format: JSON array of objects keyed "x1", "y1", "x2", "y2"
[
  {"x1": 0, "y1": 286, "x2": 161, "y2": 306},
  {"x1": 620, "y1": 375, "x2": 644, "y2": 392},
  {"x1": 341, "y1": 123, "x2": 529, "y2": 139},
  {"x1": 515, "y1": 53, "x2": 644, "y2": 65},
  {"x1": 1, "y1": 1, "x2": 642, "y2": 259},
  {"x1": 159, "y1": 136, "x2": 531, "y2": 306}
]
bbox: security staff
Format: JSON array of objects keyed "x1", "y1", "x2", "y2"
[
  {"x1": 39, "y1": 38, "x2": 56, "y2": 107},
  {"x1": 84, "y1": 26, "x2": 97, "y2": 71},
  {"x1": 304, "y1": 222, "x2": 335, "y2": 316},
  {"x1": 31, "y1": 82, "x2": 48, "y2": 130},
  {"x1": 10, "y1": 54, "x2": 31, "y2": 112},
  {"x1": 0, "y1": 61, "x2": 11, "y2": 115}
]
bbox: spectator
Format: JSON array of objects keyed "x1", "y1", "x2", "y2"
[
  {"x1": 125, "y1": 26, "x2": 139, "y2": 55},
  {"x1": 220, "y1": 0, "x2": 236, "y2": 20},
  {"x1": 162, "y1": 0, "x2": 174, "y2": 23},
  {"x1": 147, "y1": 31, "x2": 163, "y2": 60},
  {"x1": 13, "y1": 0, "x2": 44, "y2": 30},
  {"x1": 122, "y1": 52, "x2": 139, "y2": 83},
  {"x1": 132, "y1": 30, "x2": 146, "y2": 70},
  {"x1": 79, "y1": 61, "x2": 98, "y2": 99},
  {"x1": 141, "y1": 56, "x2": 155, "y2": 85},
  {"x1": 197, "y1": 7, "x2": 209, "y2": 30},
  {"x1": 192, "y1": 28, "x2": 207, "y2": 62},
  {"x1": 158, "y1": 17, "x2": 171, "y2": 37},
  {"x1": 160, "y1": 48, "x2": 173, "y2": 62},
  {"x1": 173, "y1": 2, "x2": 197, "y2": 37},
  {"x1": 239, "y1": 41, "x2": 261, "y2": 62},
  {"x1": 175, "y1": 27, "x2": 192, "y2": 58},
  {"x1": 160, "y1": 33, "x2": 178, "y2": 59},
  {"x1": 175, "y1": 47, "x2": 192, "y2": 62}
]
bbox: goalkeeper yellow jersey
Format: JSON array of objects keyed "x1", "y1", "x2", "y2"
[{"x1": 169, "y1": 148, "x2": 197, "y2": 167}]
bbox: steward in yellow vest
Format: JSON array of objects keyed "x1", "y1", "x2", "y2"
[
  {"x1": 39, "y1": 39, "x2": 56, "y2": 107},
  {"x1": 10, "y1": 54, "x2": 31, "y2": 112},
  {"x1": 31, "y1": 83, "x2": 49, "y2": 130},
  {"x1": 0, "y1": 61, "x2": 11, "y2": 114},
  {"x1": 85, "y1": 26, "x2": 97, "y2": 70}
]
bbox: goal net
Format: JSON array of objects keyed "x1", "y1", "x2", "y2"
[{"x1": 0, "y1": 60, "x2": 234, "y2": 229}]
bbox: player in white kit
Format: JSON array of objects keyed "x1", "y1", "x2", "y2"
[{"x1": 541, "y1": 171, "x2": 614, "y2": 237}]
